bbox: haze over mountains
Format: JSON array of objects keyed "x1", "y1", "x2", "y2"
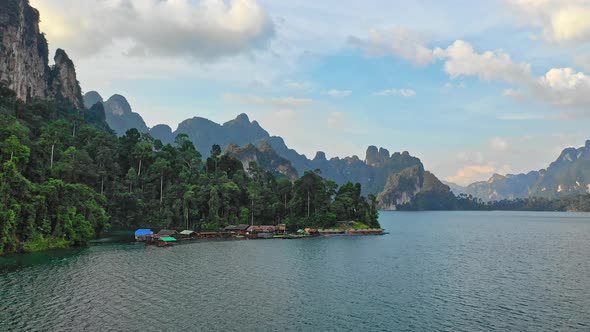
[{"x1": 447, "y1": 141, "x2": 590, "y2": 201}]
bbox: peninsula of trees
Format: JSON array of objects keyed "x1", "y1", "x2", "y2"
[{"x1": 0, "y1": 86, "x2": 380, "y2": 254}]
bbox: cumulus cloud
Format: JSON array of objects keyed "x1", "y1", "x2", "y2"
[
  {"x1": 507, "y1": 0, "x2": 590, "y2": 42},
  {"x1": 348, "y1": 28, "x2": 437, "y2": 66},
  {"x1": 324, "y1": 89, "x2": 352, "y2": 97},
  {"x1": 374, "y1": 88, "x2": 416, "y2": 97},
  {"x1": 532, "y1": 67, "x2": 590, "y2": 108},
  {"x1": 435, "y1": 40, "x2": 533, "y2": 84},
  {"x1": 223, "y1": 93, "x2": 313, "y2": 109},
  {"x1": 353, "y1": 28, "x2": 590, "y2": 114},
  {"x1": 31, "y1": 0, "x2": 275, "y2": 60}
]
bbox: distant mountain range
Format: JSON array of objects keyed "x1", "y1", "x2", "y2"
[
  {"x1": 82, "y1": 91, "x2": 450, "y2": 208},
  {"x1": 83, "y1": 92, "x2": 148, "y2": 135},
  {"x1": 448, "y1": 141, "x2": 590, "y2": 201}
]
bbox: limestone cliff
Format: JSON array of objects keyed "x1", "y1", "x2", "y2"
[
  {"x1": 48, "y1": 49, "x2": 83, "y2": 108},
  {"x1": 225, "y1": 143, "x2": 299, "y2": 181},
  {"x1": 377, "y1": 166, "x2": 451, "y2": 210},
  {"x1": 377, "y1": 166, "x2": 423, "y2": 210},
  {"x1": 0, "y1": 0, "x2": 82, "y2": 108},
  {"x1": 0, "y1": 0, "x2": 49, "y2": 101}
]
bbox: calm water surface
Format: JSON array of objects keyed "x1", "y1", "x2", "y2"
[{"x1": 1, "y1": 211, "x2": 590, "y2": 331}]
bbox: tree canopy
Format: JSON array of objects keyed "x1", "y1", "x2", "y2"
[{"x1": 0, "y1": 85, "x2": 379, "y2": 254}]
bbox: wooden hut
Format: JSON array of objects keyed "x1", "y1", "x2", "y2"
[
  {"x1": 179, "y1": 230, "x2": 197, "y2": 239},
  {"x1": 157, "y1": 236, "x2": 177, "y2": 247},
  {"x1": 223, "y1": 224, "x2": 250, "y2": 235},
  {"x1": 134, "y1": 229, "x2": 153, "y2": 242},
  {"x1": 156, "y1": 229, "x2": 179, "y2": 238},
  {"x1": 198, "y1": 232, "x2": 219, "y2": 239}
]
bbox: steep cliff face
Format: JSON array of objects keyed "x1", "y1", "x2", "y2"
[
  {"x1": 377, "y1": 166, "x2": 451, "y2": 210},
  {"x1": 531, "y1": 140, "x2": 590, "y2": 197},
  {"x1": 0, "y1": 0, "x2": 82, "y2": 108},
  {"x1": 0, "y1": 0, "x2": 49, "y2": 101},
  {"x1": 365, "y1": 146, "x2": 390, "y2": 167},
  {"x1": 377, "y1": 166, "x2": 424, "y2": 210},
  {"x1": 48, "y1": 49, "x2": 83, "y2": 108}
]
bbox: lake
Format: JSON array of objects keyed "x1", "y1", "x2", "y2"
[{"x1": 1, "y1": 211, "x2": 590, "y2": 331}]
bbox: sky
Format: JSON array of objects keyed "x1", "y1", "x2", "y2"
[{"x1": 31, "y1": 0, "x2": 590, "y2": 185}]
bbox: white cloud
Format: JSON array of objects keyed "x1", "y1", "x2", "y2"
[
  {"x1": 435, "y1": 40, "x2": 534, "y2": 84},
  {"x1": 223, "y1": 93, "x2": 313, "y2": 109},
  {"x1": 324, "y1": 89, "x2": 352, "y2": 97},
  {"x1": 374, "y1": 88, "x2": 417, "y2": 97},
  {"x1": 532, "y1": 67, "x2": 590, "y2": 108},
  {"x1": 354, "y1": 28, "x2": 590, "y2": 114},
  {"x1": 507, "y1": 0, "x2": 590, "y2": 42},
  {"x1": 31, "y1": 0, "x2": 275, "y2": 60},
  {"x1": 348, "y1": 28, "x2": 437, "y2": 66}
]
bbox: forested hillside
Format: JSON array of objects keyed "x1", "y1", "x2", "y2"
[{"x1": 0, "y1": 86, "x2": 379, "y2": 254}]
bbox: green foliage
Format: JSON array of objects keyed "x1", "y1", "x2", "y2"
[
  {"x1": 0, "y1": 83, "x2": 380, "y2": 254},
  {"x1": 399, "y1": 191, "x2": 590, "y2": 212}
]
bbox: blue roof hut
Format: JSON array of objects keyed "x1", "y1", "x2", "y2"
[{"x1": 135, "y1": 229, "x2": 153, "y2": 241}]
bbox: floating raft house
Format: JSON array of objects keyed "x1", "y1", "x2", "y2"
[{"x1": 135, "y1": 229, "x2": 153, "y2": 241}]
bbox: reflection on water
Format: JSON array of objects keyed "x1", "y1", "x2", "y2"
[{"x1": 1, "y1": 211, "x2": 590, "y2": 331}]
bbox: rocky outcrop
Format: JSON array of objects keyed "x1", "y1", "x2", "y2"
[
  {"x1": 225, "y1": 143, "x2": 299, "y2": 181},
  {"x1": 377, "y1": 167, "x2": 451, "y2": 210},
  {"x1": 83, "y1": 90, "x2": 103, "y2": 108},
  {"x1": 83, "y1": 91, "x2": 149, "y2": 136},
  {"x1": 463, "y1": 172, "x2": 540, "y2": 201},
  {"x1": 0, "y1": 0, "x2": 82, "y2": 108},
  {"x1": 530, "y1": 140, "x2": 590, "y2": 198},
  {"x1": 0, "y1": 0, "x2": 49, "y2": 101},
  {"x1": 365, "y1": 146, "x2": 390, "y2": 167},
  {"x1": 48, "y1": 49, "x2": 83, "y2": 108},
  {"x1": 377, "y1": 166, "x2": 423, "y2": 210}
]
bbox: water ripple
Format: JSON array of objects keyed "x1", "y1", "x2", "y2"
[{"x1": 1, "y1": 211, "x2": 590, "y2": 331}]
